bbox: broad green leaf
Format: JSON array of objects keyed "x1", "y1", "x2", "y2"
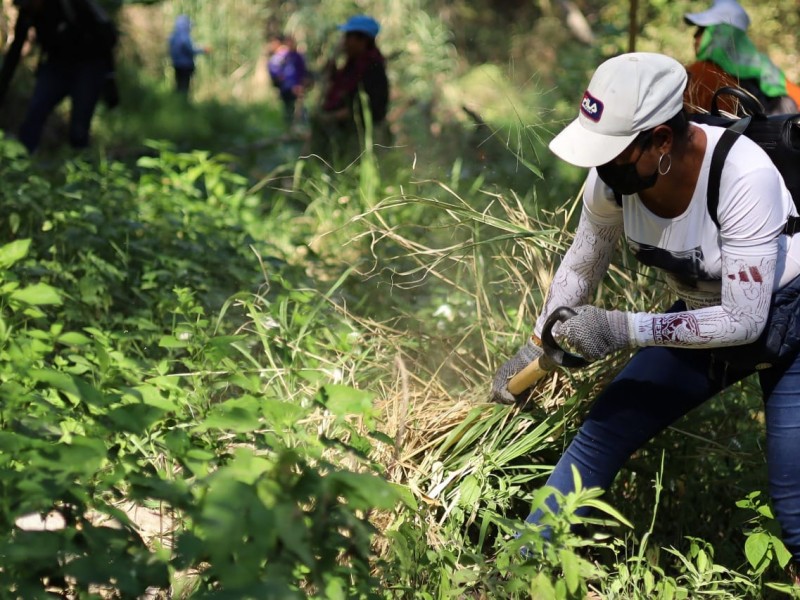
[
  {"x1": 220, "y1": 448, "x2": 272, "y2": 484},
  {"x1": 744, "y1": 531, "x2": 771, "y2": 569},
  {"x1": 31, "y1": 369, "x2": 104, "y2": 406},
  {"x1": 530, "y1": 572, "x2": 556, "y2": 600},
  {"x1": 324, "y1": 579, "x2": 346, "y2": 600},
  {"x1": 107, "y1": 403, "x2": 168, "y2": 433},
  {"x1": 696, "y1": 548, "x2": 708, "y2": 573},
  {"x1": 28, "y1": 436, "x2": 107, "y2": 475},
  {"x1": 57, "y1": 332, "x2": 93, "y2": 346},
  {"x1": 261, "y1": 398, "x2": 305, "y2": 430},
  {"x1": 559, "y1": 549, "x2": 580, "y2": 594},
  {"x1": 183, "y1": 448, "x2": 215, "y2": 476},
  {"x1": 388, "y1": 482, "x2": 418, "y2": 510},
  {"x1": 274, "y1": 503, "x2": 314, "y2": 565},
  {"x1": 770, "y1": 533, "x2": 793, "y2": 567},
  {"x1": 136, "y1": 156, "x2": 160, "y2": 168},
  {"x1": 158, "y1": 335, "x2": 187, "y2": 349},
  {"x1": 185, "y1": 448, "x2": 215, "y2": 461},
  {"x1": 328, "y1": 471, "x2": 399, "y2": 510},
  {"x1": 757, "y1": 504, "x2": 775, "y2": 519},
  {"x1": 125, "y1": 385, "x2": 179, "y2": 412},
  {"x1": 320, "y1": 384, "x2": 375, "y2": 420},
  {"x1": 458, "y1": 475, "x2": 481, "y2": 508},
  {"x1": 644, "y1": 570, "x2": 655, "y2": 595},
  {"x1": 11, "y1": 283, "x2": 62, "y2": 306},
  {"x1": 30, "y1": 369, "x2": 82, "y2": 401},
  {"x1": 197, "y1": 396, "x2": 260, "y2": 433},
  {"x1": 0, "y1": 431, "x2": 38, "y2": 453},
  {"x1": 146, "y1": 375, "x2": 183, "y2": 391},
  {"x1": 0, "y1": 238, "x2": 30, "y2": 268},
  {"x1": 0, "y1": 531, "x2": 66, "y2": 562}
]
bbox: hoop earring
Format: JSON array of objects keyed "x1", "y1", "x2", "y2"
[{"x1": 658, "y1": 153, "x2": 672, "y2": 176}]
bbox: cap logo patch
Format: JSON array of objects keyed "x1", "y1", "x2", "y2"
[{"x1": 580, "y1": 91, "x2": 603, "y2": 122}]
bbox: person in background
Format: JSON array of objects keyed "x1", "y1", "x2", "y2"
[
  {"x1": 267, "y1": 34, "x2": 307, "y2": 130},
  {"x1": 684, "y1": 0, "x2": 800, "y2": 115},
  {"x1": 0, "y1": 0, "x2": 118, "y2": 153},
  {"x1": 168, "y1": 15, "x2": 209, "y2": 99},
  {"x1": 309, "y1": 14, "x2": 389, "y2": 164},
  {"x1": 491, "y1": 52, "x2": 800, "y2": 587}
]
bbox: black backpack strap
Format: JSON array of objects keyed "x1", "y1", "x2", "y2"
[
  {"x1": 706, "y1": 118, "x2": 750, "y2": 229},
  {"x1": 707, "y1": 129, "x2": 740, "y2": 229},
  {"x1": 784, "y1": 217, "x2": 800, "y2": 235},
  {"x1": 706, "y1": 117, "x2": 800, "y2": 236}
]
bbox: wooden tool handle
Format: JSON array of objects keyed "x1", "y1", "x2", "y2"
[{"x1": 507, "y1": 356, "x2": 550, "y2": 396}]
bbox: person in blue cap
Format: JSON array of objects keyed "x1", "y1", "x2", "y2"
[
  {"x1": 309, "y1": 14, "x2": 389, "y2": 164},
  {"x1": 169, "y1": 15, "x2": 210, "y2": 99}
]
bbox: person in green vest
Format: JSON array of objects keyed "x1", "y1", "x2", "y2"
[{"x1": 684, "y1": 0, "x2": 799, "y2": 115}]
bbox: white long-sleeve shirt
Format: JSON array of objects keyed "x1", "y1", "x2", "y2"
[{"x1": 534, "y1": 123, "x2": 800, "y2": 349}]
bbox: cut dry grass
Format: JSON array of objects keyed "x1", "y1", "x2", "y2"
[{"x1": 320, "y1": 179, "x2": 658, "y2": 571}]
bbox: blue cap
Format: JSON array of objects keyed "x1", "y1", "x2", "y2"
[{"x1": 338, "y1": 15, "x2": 380, "y2": 38}]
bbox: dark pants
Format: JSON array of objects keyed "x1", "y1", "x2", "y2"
[
  {"x1": 309, "y1": 111, "x2": 389, "y2": 168},
  {"x1": 174, "y1": 66, "x2": 194, "y2": 97},
  {"x1": 19, "y1": 58, "x2": 109, "y2": 153},
  {"x1": 527, "y1": 343, "x2": 800, "y2": 562},
  {"x1": 279, "y1": 89, "x2": 297, "y2": 126}
]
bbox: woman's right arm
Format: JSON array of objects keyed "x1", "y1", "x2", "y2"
[{"x1": 533, "y1": 172, "x2": 624, "y2": 338}]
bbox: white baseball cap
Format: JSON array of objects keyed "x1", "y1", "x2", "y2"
[
  {"x1": 684, "y1": 0, "x2": 750, "y2": 32},
  {"x1": 549, "y1": 53, "x2": 688, "y2": 168}
]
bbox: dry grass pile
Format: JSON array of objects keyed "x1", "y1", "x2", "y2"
[{"x1": 334, "y1": 180, "x2": 656, "y2": 559}]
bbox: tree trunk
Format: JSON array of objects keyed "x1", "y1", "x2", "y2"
[{"x1": 628, "y1": 0, "x2": 639, "y2": 52}]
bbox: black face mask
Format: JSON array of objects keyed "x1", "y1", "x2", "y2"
[{"x1": 596, "y1": 132, "x2": 658, "y2": 196}]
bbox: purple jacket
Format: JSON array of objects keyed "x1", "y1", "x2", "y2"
[{"x1": 268, "y1": 48, "x2": 306, "y2": 94}]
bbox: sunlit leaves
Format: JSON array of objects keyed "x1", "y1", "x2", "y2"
[{"x1": 0, "y1": 138, "x2": 402, "y2": 598}]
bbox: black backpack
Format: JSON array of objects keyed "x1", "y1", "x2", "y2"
[{"x1": 690, "y1": 86, "x2": 800, "y2": 236}]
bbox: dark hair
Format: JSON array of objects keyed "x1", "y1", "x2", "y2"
[
  {"x1": 634, "y1": 129, "x2": 655, "y2": 149},
  {"x1": 345, "y1": 30, "x2": 376, "y2": 48},
  {"x1": 664, "y1": 109, "x2": 690, "y2": 140},
  {"x1": 637, "y1": 109, "x2": 690, "y2": 150}
]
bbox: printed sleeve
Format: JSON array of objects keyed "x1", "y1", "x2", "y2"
[
  {"x1": 533, "y1": 199, "x2": 623, "y2": 338},
  {"x1": 628, "y1": 165, "x2": 782, "y2": 349}
]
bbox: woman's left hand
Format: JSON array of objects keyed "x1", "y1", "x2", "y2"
[{"x1": 554, "y1": 305, "x2": 632, "y2": 361}]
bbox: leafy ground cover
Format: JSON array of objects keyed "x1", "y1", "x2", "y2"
[
  {"x1": 0, "y1": 136, "x2": 419, "y2": 597},
  {"x1": 0, "y1": 130, "x2": 796, "y2": 598},
  {"x1": 3, "y1": 0, "x2": 800, "y2": 598}
]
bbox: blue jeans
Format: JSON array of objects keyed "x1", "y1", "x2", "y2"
[
  {"x1": 19, "y1": 58, "x2": 109, "y2": 153},
  {"x1": 527, "y1": 344, "x2": 800, "y2": 562}
]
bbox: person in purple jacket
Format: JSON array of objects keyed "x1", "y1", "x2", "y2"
[{"x1": 267, "y1": 34, "x2": 307, "y2": 128}]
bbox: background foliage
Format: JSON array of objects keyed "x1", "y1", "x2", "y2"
[{"x1": 0, "y1": 0, "x2": 799, "y2": 598}]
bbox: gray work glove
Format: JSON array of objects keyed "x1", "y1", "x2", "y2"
[
  {"x1": 554, "y1": 305, "x2": 632, "y2": 361},
  {"x1": 490, "y1": 339, "x2": 544, "y2": 404}
]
